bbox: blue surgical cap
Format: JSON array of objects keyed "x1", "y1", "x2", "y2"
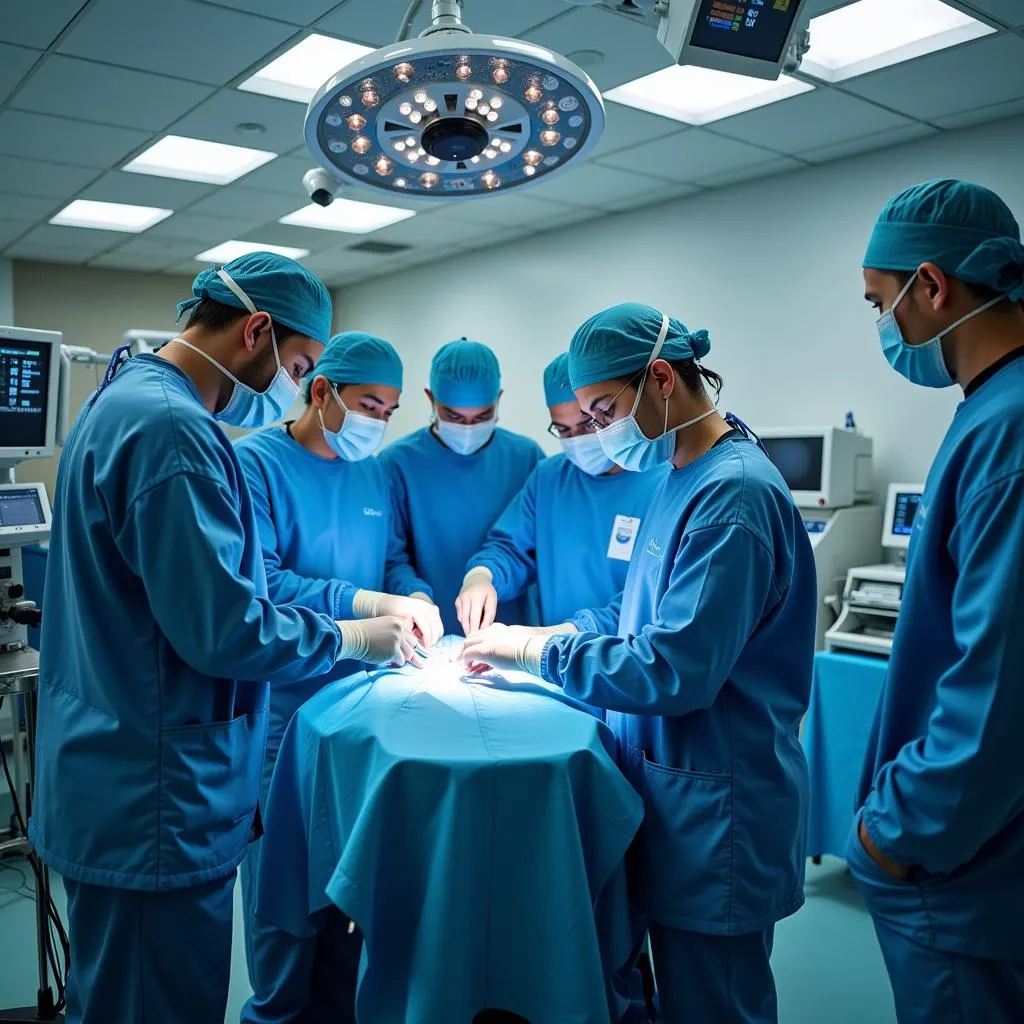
[
  {"x1": 543, "y1": 353, "x2": 575, "y2": 408},
  {"x1": 176, "y1": 251, "x2": 333, "y2": 343},
  {"x1": 568, "y1": 302, "x2": 711, "y2": 391},
  {"x1": 429, "y1": 339, "x2": 501, "y2": 407},
  {"x1": 864, "y1": 179, "x2": 1024, "y2": 302},
  {"x1": 310, "y1": 332, "x2": 403, "y2": 390}
]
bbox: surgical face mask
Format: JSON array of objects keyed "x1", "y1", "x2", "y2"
[
  {"x1": 434, "y1": 405, "x2": 497, "y2": 456},
  {"x1": 876, "y1": 271, "x2": 1006, "y2": 389},
  {"x1": 319, "y1": 384, "x2": 387, "y2": 462},
  {"x1": 595, "y1": 312, "x2": 715, "y2": 473},
  {"x1": 561, "y1": 432, "x2": 614, "y2": 476}
]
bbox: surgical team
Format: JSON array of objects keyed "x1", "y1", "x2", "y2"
[{"x1": 29, "y1": 176, "x2": 1024, "y2": 1024}]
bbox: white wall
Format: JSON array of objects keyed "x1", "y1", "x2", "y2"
[
  {"x1": 0, "y1": 259, "x2": 12, "y2": 323},
  {"x1": 334, "y1": 114, "x2": 1024, "y2": 495}
]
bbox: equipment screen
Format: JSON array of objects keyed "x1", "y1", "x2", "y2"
[
  {"x1": 890, "y1": 491, "x2": 921, "y2": 536},
  {"x1": 762, "y1": 436, "x2": 823, "y2": 493},
  {"x1": 0, "y1": 338, "x2": 52, "y2": 448},
  {"x1": 689, "y1": 0, "x2": 802, "y2": 63},
  {"x1": 0, "y1": 489, "x2": 45, "y2": 529}
]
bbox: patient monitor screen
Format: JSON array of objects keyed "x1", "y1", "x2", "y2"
[
  {"x1": 890, "y1": 491, "x2": 921, "y2": 537},
  {"x1": 761, "y1": 435, "x2": 823, "y2": 493},
  {"x1": 0, "y1": 488, "x2": 46, "y2": 529},
  {"x1": 0, "y1": 337, "x2": 52, "y2": 449},
  {"x1": 690, "y1": 0, "x2": 802, "y2": 63}
]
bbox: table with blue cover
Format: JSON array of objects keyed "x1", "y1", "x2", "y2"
[
  {"x1": 252, "y1": 638, "x2": 644, "y2": 1024},
  {"x1": 803, "y1": 650, "x2": 888, "y2": 860}
]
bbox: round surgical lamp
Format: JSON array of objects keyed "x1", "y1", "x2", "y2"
[{"x1": 304, "y1": 0, "x2": 606, "y2": 201}]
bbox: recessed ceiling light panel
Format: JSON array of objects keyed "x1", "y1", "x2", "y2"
[
  {"x1": 280, "y1": 199, "x2": 416, "y2": 234},
  {"x1": 124, "y1": 135, "x2": 277, "y2": 185},
  {"x1": 50, "y1": 199, "x2": 173, "y2": 232},
  {"x1": 196, "y1": 240, "x2": 310, "y2": 263}
]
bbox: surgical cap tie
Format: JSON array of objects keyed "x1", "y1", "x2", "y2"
[{"x1": 956, "y1": 237, "x2": 1024, "y2": 304}]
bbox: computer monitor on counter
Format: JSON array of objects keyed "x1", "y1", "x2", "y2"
[
  {"x1": 759, "y1": 427, "x2": 873, "y2": 509},
  {"x1": 882, "y1": 483, "x2": 925, "y2": 552}
]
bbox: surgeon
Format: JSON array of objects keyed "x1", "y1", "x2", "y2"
[
  {"x1": 457, "y1": 352, "x2": 667, "y2": 638},
  {"x1": 380, "y1": 338, "x2": 545, "y2": 635},
  {"x1": 847, "y1": 179, "x2": 1024, "y2": 1023},
  {"x1": 461, "y1": 303, "x2": 816, "y2": 1024},
  {"x1": 236, "y1": 331, "x2": 442, "y2": 1023},
  {"x1": 30, "y1": 254, "x2": 419, "y2": 1024}
]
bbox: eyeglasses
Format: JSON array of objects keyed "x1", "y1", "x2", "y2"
[
  {"x1": 547, "y1": 420, "x2": 597, "y2": 439},
  {"x1": 583, "y1": 367, "x2": 647, "y2": 430}
]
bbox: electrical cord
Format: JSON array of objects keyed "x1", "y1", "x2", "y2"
[{"x1": 396, "y1": 0, "x2": 425, "y2": 41}]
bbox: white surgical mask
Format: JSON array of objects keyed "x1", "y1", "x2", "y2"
[
  {"x1": 595, "y1": 312, "x2": 715, "y2": 472},
  {"x1": 434, "y1": 404, "x2": 497, "y2": 456},
  {"x1": 170, "y1": 269, "x2": 299, "y2": 428},
  {"x1": 319, "y1": 384, "x2": 387, "y2": 462},
  {"x1": 561, "y1": 433, "x2": 614, "y2": 476}
]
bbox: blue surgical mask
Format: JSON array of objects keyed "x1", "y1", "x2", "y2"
[
  {"x1": 877, "y1": 271, "x2": 1006, "y2": 389},
  {"x1": 561, "y1": 433, "x2": 614, "y2": 476},
  {"x1": 434, "y1": 404, "x2": 497, "y2": 456},
  {"x1": 319, "y1": 383, "x2": 387, "y2": 462},
  {"x1": 595, "y1": 312, "x2": 716, "y2": 473}
]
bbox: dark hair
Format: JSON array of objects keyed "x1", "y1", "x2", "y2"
[
  {"x1": 670, "y1": 358, "x2": 723, "y2": 400},
  {"x1": 892, "y1": 270, "x2": 1000, "y2": 303},
  {"x1": 184, "y1": 297, "x2": 299, "y2": 344}
]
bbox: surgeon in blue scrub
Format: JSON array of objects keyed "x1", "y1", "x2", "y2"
[
  {"x1": 31, "y1": 254, "x2": 419, "y2": 1024},
  {"x1": 848, "y1": 180, "x2": 1024, "y2": 1024},
  {"x1": 380, "y1": 338, "x2": 545, "y2": 635},
  {"x1": 457, "y1": 352, "x2": 667, "y2": 637},
  {"x1": 237, "y1": 331, "x2": 442, "y2": 1023},
  {"x1": 462, "y1": 303, "x2": 816, "y2": 1024}
]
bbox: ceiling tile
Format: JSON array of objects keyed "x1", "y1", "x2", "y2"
[
  {"x1": 58, "y1": 0, "x2": 297, "y2": 86},
  {"x1": 232, "y1": 154, "x2": 314, "y2": 196},
  {"x1": 11, "y1": 55, "x2": 215, "y2": 132},
  {"x1": 145, "y1": 211, "x2": 272, "y2": 244},
  {"x1": 601, "y1": 181, "x2": 702, "y2": 213},
  {"x1": 167, "y1": 259, "x2": 210, "y2": 275},
  {"x1": 316, "y1": 0, "x2": 565, "y2": 48},
  {"x1": 712, "y1": 89, "x2": 913, "y2": 155},
  {"x1": 931, "y1": 97, "x2": 1024, "y2": 131},
  {"x1": 430, "y1": 192, "x2": 580, "y2": 227},
  {"x1": 961, "y1": 0, "x2": 1024, "y2": 28},
  {"x1": 200, "y1": 0, "x2": 342, "y2": 26},
  {"x1": 362, "y1": 211, "x2": 500, "y2": 248},
  {"x1": 104, "y1": 236, "x2": 212, "y2": 260},
  {"x1": 529, "y1": 162, "x2": 673, "y2": 210},
  {"x1": 168, "y1": 90, "x2": 306, "y2": 155},
  {"x1": 840, "y1": 34, "x2": 1024, "y2": 122},
  {"x1": 0, "y1": 0, "x2": 85, "y2": 49},
  {"x1": 186, "y1": 186, "x2": 304, "y2": 221},
  {"x1": 0, "y1": 110, "x2": 150, "y2": 168},
  {"x1": 4, "y1": 245, "x2": 91, "y2": 265},
  {"x1": 18, "y1": 223, "x2": 129, "y2": 254},
  {"x1": 88, "y1": 252, "x2": 178, "y2": 272},
  {"x1": 300, "y1": 245, "x2": 385, "y2": 277},
  {"x1": 524, "y1": 7, "x2": 672, "y2": 91},
  {"x1": 692, "y1": 155, "x2": 806, "y2": 190},
  {"x1": 0, "y1": 221, "x2": 31, "y2": 248},
  {"x1": 0, "y1": 155, "x2": 98, "y2": 199},
  {"x1": 224, "y1": 221, "x2": 343, "y2": 252},
  {"x1": 599, "y1": 130, "x2": 782, "y2": 184},
  {"x1": 0, "y1": 42, "x2": 42, "y2": 105},
  {"x1": 799, "y1": 122, "x2": 939, "y2": 165},
  {"x1": 0, "y1": 194, "x2": 63, "y2": 222},
  {"x1": 80, "y1": 170, "x2": 217, "y2": 208},
  {"x1": 592, "y1": 102, "x2": 682, "y2": 160}
]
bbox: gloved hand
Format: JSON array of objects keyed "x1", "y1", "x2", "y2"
[
  {"x1": 337, "y1": 616, "x2": 419, "y2": 666},
  {"x1": 455, "y1": 567, "x2": 499, "y2": 637},
  {"x1": 352, "y1": 590, "x2": 443, "y2": 648},
  {"x1": 459, "y1": 624, "x2": 548, "y2": 676}
]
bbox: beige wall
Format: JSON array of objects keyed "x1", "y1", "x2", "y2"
[{"x1": 11, "y1": 260, "x2": 195, "y2": 497}]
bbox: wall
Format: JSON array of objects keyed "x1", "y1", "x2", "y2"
[
  {"x1": 11, "y1": 262, "x2": 194, "y2": 496},
  {"x1": 0, "y1": 259, "x2": 12, "y2": 323},
  {"x1": 334, "y1": 114, "x2": 1024, "y2": 496}
]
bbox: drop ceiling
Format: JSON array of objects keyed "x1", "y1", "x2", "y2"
[{"x1": 0, "y1": 0, "x2": 1022, "y2": 287}]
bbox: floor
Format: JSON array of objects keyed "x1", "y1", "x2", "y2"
[{"x1": 0, "y1": 855, "x2": 895, "y2": 1024}]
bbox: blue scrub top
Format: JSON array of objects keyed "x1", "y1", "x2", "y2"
[
  {"x1": 541, "y1": 437, "x2": 816, "y2": 935},
  {"x1": 471, "y1": 455, "x2": 668, "y2": 627},
  {"x1": 856, "y1": 351, "x2": 1024, "y2": 957},
  {"x1": 379, "y1": 426, "x2": 545, "y2": 634},
  {"x1": 30, "y1": 355, "x2": 341, "y2": 892}
]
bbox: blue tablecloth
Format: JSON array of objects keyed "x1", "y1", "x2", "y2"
[
  {"x1": 254, "y1": 641, "x2": 644, "y2": 1024},
  {"x1": 803, "y1": 651, "x2": 888, "y2": 859}
]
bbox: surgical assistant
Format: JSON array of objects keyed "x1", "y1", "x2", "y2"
[
  {"x1": 462, "y1": 303, "x2": 816, "y2": 1024},
  {"x1": 380, "y1": 339, "x2": 545, "y2": 634},
  {"x1": 28, "y1": 255, "x2": 418, "y2": 1024},
  {"x1": 852, "y1": 179, "x2": 1024, "y2": 1024},
  {"x1": 236, "y1": 332, "x2": 441, "y2": 1024},
  {"x1": 459, "y1": 353, "x2": 667, "y2": 635}
]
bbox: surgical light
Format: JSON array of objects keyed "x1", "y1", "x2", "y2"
[{"x1": 304, "y1": 0, "x2": 605, "y2": 202}]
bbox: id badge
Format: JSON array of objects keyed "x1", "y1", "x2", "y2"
[{"x1": 608, "y1": 514, "x2": 641, "y2": 562}]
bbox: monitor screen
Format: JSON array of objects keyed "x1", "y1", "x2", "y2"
[
  {"x1": 0, "y1": 488, "x2": 45, "y2": 529},
  {"x1": 0, "y1": 337, "x2": 52, "y2": 449},
  {"x1": 762, "y1": 435, "x2": 824, "y2": 493},
  {"x1": 689, "y1": 0, "x2": 802, "y2": 64},
  {"x1": 890, "y1": 491, "x2": 921, "y2": 537}
]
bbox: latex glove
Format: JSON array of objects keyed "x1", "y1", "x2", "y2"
[
  {"x1": 352, "y1": 590, "x2": 444, "y2": 648},
  {"x1": 337, "y1": 616, "x2": 420, "y2": 667},
  {"x1": 455, "y1": 567, "x2": 498, "y2": 636},
  {"x1": 460, "y1": 624, "x2": 548, "y2": 676}
]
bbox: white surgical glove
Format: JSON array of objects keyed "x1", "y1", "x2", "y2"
[
  {"x1": 455, "y1": 567, "x2": 499, "y2": 637},
  {"x1": 336, "y1": 616, "x2": 417, "y2": 666},
  {"x1": 459, "y1": 624, "x2": 549, "y2": 676},
  {"x1": 352, "y1": 590, "x2": 443, "y2": 648}
]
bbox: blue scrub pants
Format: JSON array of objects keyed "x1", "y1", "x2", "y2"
[
  {"x1": 647, "y1": 924, "x2": 777, "y2": 1024},
  {"x1": 62, "y1": 872, "x2": 235, "y2": 1024}
]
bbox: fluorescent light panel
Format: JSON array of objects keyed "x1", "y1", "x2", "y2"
[
  {"x1": 124, "y1": 135, "x2": 277, "y2": 185},
  {"x1": 196, "y1": 240, "x2": 310, "y2": 263},
  {"x1": 238, "y1": 33, "x2": 375, "y2": 104},
  {"x1": 50, "y1": 200, "x2": 172, "y2": 232},
  {"x1": 605, "y1": 66, "x2": 813, "y2": 126},
  {"x1": 279, "y1": 200, "x2": 416, "y2": 235},
  {"x1": 802, "y1": 0, "x2": 995, "y2": 84}
]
